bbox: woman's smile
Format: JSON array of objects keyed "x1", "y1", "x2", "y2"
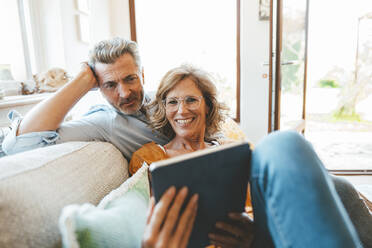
[{"x1": 174, "y1": 117, "x2": 195, "y2": 126}]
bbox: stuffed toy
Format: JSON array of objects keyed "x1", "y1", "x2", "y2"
[{"x1": 22, "y1": 67, "x2": 70, "y2": 95}]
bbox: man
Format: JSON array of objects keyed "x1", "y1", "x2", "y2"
[
  {"x1": 1, "y1": 37, "x2": 365, "y2": 247},
  {"x1": 2, "y1": 37, "x2": 168, "y2": 159}
]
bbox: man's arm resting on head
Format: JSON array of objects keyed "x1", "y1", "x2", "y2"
[{"x1": 17, "y1": 63, "x2": 97, "y2": 135}]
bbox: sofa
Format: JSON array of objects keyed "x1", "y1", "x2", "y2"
[
  {"x1": 0, "y1": 112, "x2": 249, "y2": 248},
  {"x1": 0, "y1": 128, "x2": 371, "y2": 248},
  {"x1": 0, "y1": 141, "x2": 129, "y2": 248}
]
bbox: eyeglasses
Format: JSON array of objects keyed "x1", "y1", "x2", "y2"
[{"x1": 163, "y1": 96, "x2": 203, "y2": 112}]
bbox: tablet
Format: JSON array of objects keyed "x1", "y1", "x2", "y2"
[{"x1": 150, "y1": 141, "x2": 251, "y2": 248}]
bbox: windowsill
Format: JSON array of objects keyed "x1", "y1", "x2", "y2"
[{"x1": 0, "y1": 93, "x2": 52, "y2": 109}]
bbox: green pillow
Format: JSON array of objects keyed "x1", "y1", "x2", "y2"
[{"x1": 59, "y1": 165, "x2": 150, "y2": 248}]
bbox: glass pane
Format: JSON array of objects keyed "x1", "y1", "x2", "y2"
[
  {"x1": 279, "y1": 0, "x2": 307, "y2": 130},
  {"x1": 305, "y1": 0, "x2": 372, "y2": 170},
  {"x1": 0, "y1": 0, "x2": 27, "y2": 81},
  {"x1": 135, "y1": 0, "x2": 237, "y2": 118}
]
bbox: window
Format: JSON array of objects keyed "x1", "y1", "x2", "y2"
[
  {"x1": 132, "y1": 0, "x2": 240, "y2": 120},
  {"x1": 0, "y1": 0, "x2": 34, "y2": 83}
]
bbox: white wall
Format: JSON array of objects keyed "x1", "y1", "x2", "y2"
[
  {"x1": 28, "y1": 0, "x2": 66, "y2": 73},
  {"x1": 109, "y1": 0, "x2": 132, "y2": 39},
  {"x1": 90, "y1": 1, "x2": 112, "y2": 43},
  {"x1": 30, "y1": 0, "x2": 131, "y2": 76},
  {"x1": 240, "y1": 0, "x2": 270, "y2": 144},
  {"x1": 60, "y1": 0, "x2": 88, "y2": 75}
]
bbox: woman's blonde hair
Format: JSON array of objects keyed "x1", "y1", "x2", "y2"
[{"x1": 147, "y1": 64, "x2": 228, "y2": 140}]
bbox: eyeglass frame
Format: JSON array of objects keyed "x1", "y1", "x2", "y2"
[{"x1": 162, "y1": 95, "x2": 204, "y2": 112}]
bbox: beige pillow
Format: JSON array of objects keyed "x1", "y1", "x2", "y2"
[
  {"x1": 221, "y1": 118, "x2": 247, "y2": 142},
  {"x1": 59, "y1": 164, "x2": 150, "y2": 248},
  {"x1": 0, "y1": 142, "x2": 128, "y2": 248}
]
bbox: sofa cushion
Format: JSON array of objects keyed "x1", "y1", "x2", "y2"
[
  {"x1": 59, "y1": 164, "x2": 150, "y2": 248},
  {"x1": 0, "y1": 141, "x2": 128, "y2": 248}
]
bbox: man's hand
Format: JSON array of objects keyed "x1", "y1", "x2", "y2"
[
  {"x1": 78, "y1": 62, "x2": 99, "y2": 89},
  {"x1": 142, "y1": 186, "x2": 198, "y2": 248},
  {"x1": 208, "y1": 212, "x2": 255, "y2": 248}
]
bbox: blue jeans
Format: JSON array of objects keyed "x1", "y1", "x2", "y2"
[{"x1": 250, "y1": 131, "x2": 362, "y2": 248}]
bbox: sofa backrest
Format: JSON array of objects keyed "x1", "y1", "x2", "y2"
[{"x1": 0, "y1": 141, "x2": 128, "y2": 248}]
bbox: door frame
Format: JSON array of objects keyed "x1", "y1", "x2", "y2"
[
  {"x1": 268, "y1": 0, "x2": 372, "y2": 174},
  {"x1": 268, "y1": 0, "x2": 309, "y2": 133}
]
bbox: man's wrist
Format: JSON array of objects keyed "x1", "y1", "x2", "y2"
[{"x1": 75, "y1": 63, "x2": 98, "y2": 89}]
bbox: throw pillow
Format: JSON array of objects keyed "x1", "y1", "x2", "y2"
[
  {"x1": 221, "y1": 118, "x2": 247, "y2": 142},
  {"x1": 59, "y1": 164, "x2": 150, "y2": 248}
]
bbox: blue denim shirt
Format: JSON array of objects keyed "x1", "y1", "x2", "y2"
[{"x1": 2, "y1": 104, "x2": 169, "y2": 161}]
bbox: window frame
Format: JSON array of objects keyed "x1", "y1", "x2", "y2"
[{"x1": 128, "y1": 0, "x2": 241, "y2": 122}]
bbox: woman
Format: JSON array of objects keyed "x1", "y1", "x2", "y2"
[
  {"x1": 133, "y1": 65, "x2": 365, "y2": 248},
  {"x1": 130, "y1": 64, "x2": 254, "y2": 247},
  {"x1": 129, "y1": 64, "x2": 228, "y2": 174}
]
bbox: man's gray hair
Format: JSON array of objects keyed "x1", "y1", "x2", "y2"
[{"x1": 88, "y1": 37, "x2": 141, "y2": 71}]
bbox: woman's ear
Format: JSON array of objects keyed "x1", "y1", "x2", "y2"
[{"x1": 141, "y1": 67, "x2": 145, "y2": 85}]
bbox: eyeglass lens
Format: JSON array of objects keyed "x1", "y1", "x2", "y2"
[{"x1": 165, "y1": 96, "x2": 201, "y2": 111}]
